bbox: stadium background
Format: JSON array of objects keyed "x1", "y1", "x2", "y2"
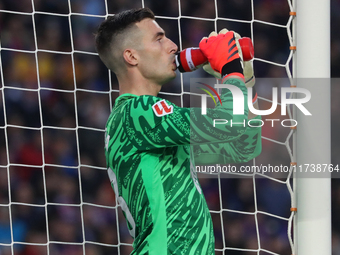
[{"x1": 0, "y1": 0, "x2": 339, "y2": 254}]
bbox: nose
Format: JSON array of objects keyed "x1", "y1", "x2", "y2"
[{"x1": 168, "y1": 38, "x2": 178, "y2": 54}]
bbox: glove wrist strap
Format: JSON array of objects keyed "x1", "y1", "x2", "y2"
[
  {"x1": 221, "y1": 59, "x2": 243, "y2": 77},
  {"x1": 252, "y1": 86, "x2": 258, "y2": 105}
]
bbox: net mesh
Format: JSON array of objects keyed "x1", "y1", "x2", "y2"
[{"x1": 0, "y1": 0, "x2": 297, "y2": 254}]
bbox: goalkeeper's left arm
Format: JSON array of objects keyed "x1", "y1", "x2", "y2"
[
  {"x1": 192, "y1": 118, "x2": 261, "y2": 165},
  {"x1": 193, "y1": 29, "x2": 262, "y2": 165}
]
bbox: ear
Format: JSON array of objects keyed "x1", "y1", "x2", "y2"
[{"x1": 123, "y1": 49, "x2": 138, "y2": 66}]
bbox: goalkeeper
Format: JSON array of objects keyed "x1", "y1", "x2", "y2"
[{"x1": 95, "y1": 7, "x2": 261, "y2": 255}]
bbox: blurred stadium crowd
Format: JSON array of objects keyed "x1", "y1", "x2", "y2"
[{"x1": 0, "y1": 0, "x2": 339, "y2": 254}]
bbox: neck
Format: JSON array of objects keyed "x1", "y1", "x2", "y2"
[{"x1": 117, "y1": 70, "x2": 161, "y2": 97}]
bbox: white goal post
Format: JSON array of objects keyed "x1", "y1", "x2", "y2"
[{"x1": 294, "y1": 0, "x2": 332, "y2": 254}]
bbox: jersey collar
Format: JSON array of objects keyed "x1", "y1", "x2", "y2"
[{"x1": 115, "y1": 93, "x2": 138, "y2": 106}]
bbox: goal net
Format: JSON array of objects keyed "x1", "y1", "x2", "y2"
[{"x1": 0, "y1": 0, "x2": 301, "y2": 254}]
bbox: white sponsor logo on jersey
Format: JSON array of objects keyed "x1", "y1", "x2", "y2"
[{"x1": 152, "y1": 99, "x2": 173, "y2": 117}]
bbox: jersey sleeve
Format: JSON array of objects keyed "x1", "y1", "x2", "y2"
[
  {"x1": 124, "y1": 78, "x2": 261, "y2": 154},
  {"x1": 192, "y1": 115, "x2": 262, "y2": 164}
]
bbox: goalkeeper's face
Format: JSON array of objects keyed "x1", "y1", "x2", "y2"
[{"x1": 135, "y1": 18, "x2": 178, "y2": 85}]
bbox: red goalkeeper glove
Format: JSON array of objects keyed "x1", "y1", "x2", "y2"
[{"x1": 199, "y1": 31, "x2": 243, "y2": 80}]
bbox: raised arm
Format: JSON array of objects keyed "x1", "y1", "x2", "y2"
[
  {"x1": 193, "y1": 115, "x2": 261, "y2": 165},
  {"x1": 120, "y1": 30, "x2": 255, "y2": 150}
]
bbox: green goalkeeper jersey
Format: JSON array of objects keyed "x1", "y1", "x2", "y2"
[{"x1": 105, "y1": 78, "x2": 261, "y2": 254}]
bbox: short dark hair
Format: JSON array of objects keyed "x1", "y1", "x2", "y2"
[{"x1": 95, "y1": 8, "x2": 155, "y2": 70}]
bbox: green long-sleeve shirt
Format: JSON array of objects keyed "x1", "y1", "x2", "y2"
[{"x1": 105, "y1": 78, "x2": 261, "y2": 254}]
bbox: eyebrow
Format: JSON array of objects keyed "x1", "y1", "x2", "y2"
[{"x1": 153, "y1": 31, "x2": 165, "y2": 40}]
